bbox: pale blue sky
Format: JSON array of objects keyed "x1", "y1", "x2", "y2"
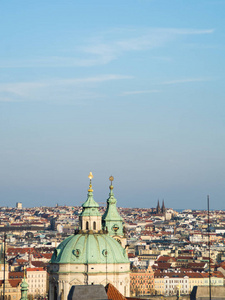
[{"x1": 0, "y1": 0, "x2": 225, "y2": 209}]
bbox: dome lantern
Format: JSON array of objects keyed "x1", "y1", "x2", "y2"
[{"x1": 79, "y1": 172, "x2": 102, "y2": 232}]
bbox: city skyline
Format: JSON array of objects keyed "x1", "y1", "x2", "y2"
[{"x1": 1, "y1": 1, "x2": 225, "y2": 209}]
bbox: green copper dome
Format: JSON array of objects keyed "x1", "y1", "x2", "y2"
[
  {"x1": 50, "y1": 173, "x2": 129, "y2": 267},
  {"x1": 50, "y1": 232, "x2": 129, "y2": 265}
]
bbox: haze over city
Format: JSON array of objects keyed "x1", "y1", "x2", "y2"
[{"x1": 0, "y1": 0, "x2": 225, "y2": 209}]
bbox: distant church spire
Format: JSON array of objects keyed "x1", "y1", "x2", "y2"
[
  {"x1": 20, "y1": 268, "x2": 29, "y2": 300},
  {"x1": 156, "y1": 199, "x2": 161, "y2": 214},
  {"x1": 161, "y1": 199, "x2": 166, "y2": 214}
]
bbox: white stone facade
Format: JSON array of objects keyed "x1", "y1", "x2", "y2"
[
  {"x1": 48, "y1": 262, "x2": 130, "y2": 299},
  {"x1": 26, "y1": 267, "x2": 47, "y2": 297},
  {"x1": 80, "y1": 215, "x2": 102, "y2": 232}
]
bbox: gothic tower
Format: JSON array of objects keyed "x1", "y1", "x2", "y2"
[
  {"x1": 156, "y1": 199, "x2": 161, "y2": 214},
  {"x1": 161, "y1": 199, "x2": 166, "y2": 214}
]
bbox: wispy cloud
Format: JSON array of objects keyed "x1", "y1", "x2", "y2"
[
  {"x1": 162, "y1": 78, "x2": 213, "y2": 85},
  {"x1": 183, "y1": 43, "x2": 218, "y2": 50},
  {"x1": 122, "y1": 90, "x2": 160, "y2": 95},
  {"x1": 0, "y1": 74, "x2": 133, "y2": 102},
  {"x1": 0, "y1": 56, "x2": 114, "y2": 69},
  {"x1": 160, "y1": 28, "x2": 214, "y2": 35},
  {"x1": 0, "y1": 27, "x2": 214, "y2": 69},
  {"x1": 80, "y1": 28, "x2": 214, "y2": 66}
]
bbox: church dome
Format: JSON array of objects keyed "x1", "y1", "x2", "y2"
[
  {"x1": 50, "y1": 232, "x2": 129, "y2": 265},
  {"x1": 48, "y1": 173, "x2": 130, "y2": 300}
]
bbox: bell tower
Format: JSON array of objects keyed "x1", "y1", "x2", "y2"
[{"x1": 102, "y1": 176, "x2": 127, "y2": 247}]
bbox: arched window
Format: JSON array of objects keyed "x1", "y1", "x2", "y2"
[
  {"x1": 93, "y1": 221, "x2": 96, "y2": 230},
  {"x1": 86, "y1": 221, "x2": 89, "y2": 230}
]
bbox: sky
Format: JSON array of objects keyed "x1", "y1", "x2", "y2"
[{"x1": 0, "y1": 0, "x2": 225, "y2": 210}]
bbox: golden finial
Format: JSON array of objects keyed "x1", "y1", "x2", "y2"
[
  {"x1": 88, "y1": 172, "x2": 93, "y2": 180},
  {"x1": 88, "y1": 172, "x2": 93, "y2": 192},
  {"x1": 24, "y1": 265, "x2": 26, "y2": 278},
  {"x1": 109, "y1": 175, "x2": 114, "y2": 190}
]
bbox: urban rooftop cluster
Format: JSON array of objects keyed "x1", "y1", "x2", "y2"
[{"x1": 0, "y1": 201, "x2": 225, "y2": 299}]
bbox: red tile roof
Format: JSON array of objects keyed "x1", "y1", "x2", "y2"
[
  {"x1": 30, "y1": 261, "x2": 47, "y2": 268},
  {"x1": 9, "y1": 279, "x2": 21, "y2": 287},
  {"x1": 41, "y1": 253, "x2": 52, "y2": 259},
  {"x1": 212, "y1": 271, "x2": 225, "y2": 278},
  {"x1": 186, "y1": 272, "x2": 203, "y2": 278},
  {"x1": 188, "y1": 262, "x2": 205, "y2": 268},
  {"x1": 0, "y1": 279, "x2": 21, "y2": 287},
  {"x1": 9, "y1": 271, "x2": 23, "y2": 279},
  {"x1": 7, "y1": 247, "x2": 35, "y2": 255},
  {"x1": 157, "y1": 256, "x2": 176, "y2": 262},
  {"x1": 17, "y1": 259, "x2": 27, "y2": 264},
  {"x1": 26, "y1": 267, "x2": 45, "y2": 271},
  {"x1": 105, "y1": 283, "x2": 127, "y2": 300},
  {"x1": 177, "y1": 256, "x2": 193, "y2": 260}
]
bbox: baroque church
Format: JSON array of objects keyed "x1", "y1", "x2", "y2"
[{"x1": 48, "y1": 173, "x2": 130, "y2": 299}]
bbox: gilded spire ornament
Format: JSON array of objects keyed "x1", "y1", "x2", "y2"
[
  {"x1": 109, "y1": 175, "x2": 114, "y2": 190},
  {"x1": 88, "y1": 172, "x2": 93, "y2": 192}
]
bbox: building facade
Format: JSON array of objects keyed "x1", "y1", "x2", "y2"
[
  {"x1": 26, "y1": 267, "x2": 47, "y2": 297},
  {"x1": 130, "y1": 265, "x2": 154, "y2": 296}
]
